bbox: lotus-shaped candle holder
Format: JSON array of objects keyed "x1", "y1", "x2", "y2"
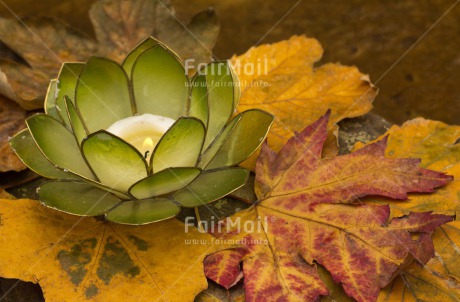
[{"x1": 10, "y1": 37, "x2": 274, "y2": 225}]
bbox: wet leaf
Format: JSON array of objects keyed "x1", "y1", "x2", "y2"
[
  {"x1": 0, "y1": 95, "x2": 26, "y2": 172},
  {"x1": 0, "y1": 198, "x2": 219, "y2": 301},
  {"x1": 378, "y1": 221, "x2": 460, "y2": 301},
  {"x1": 356, "y1": 118, "x2": 460, "y2": 217},
  {"x1": 232, "y1": 35, "x2": 377, "y2": 169},
  {"x1": 204, "y1": 112, "x2": 453, "y2": 302},
  {"x1": 0, "y1": 0, "x2": 219, "y2": 109}
]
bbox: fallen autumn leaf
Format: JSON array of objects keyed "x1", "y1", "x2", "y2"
[
  {"x1": 0, "y1": 95, "x2": 26, "y2": 172},
  {"x1": 204, "y1": 111, "x2": 453, "y2": 302},
  {"x1": 378, "y1": 221, "x2": 460, "y2": 302},
  {"x1": 232, "y1": 36, "x2": 378, "y2": 169},
  {"x1": 0, "y1": 198, "x2": 220, "y2": 301},
  {"x1": 356, "y1": 118, "x2": 460, "y2": 217},
  {"x1": 0, "y1": 0, "x2": 219, "y2": 110}
]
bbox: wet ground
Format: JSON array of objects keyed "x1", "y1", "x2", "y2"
[{"x1": 0, "y1": 0, "x2": 459, "y2": 125}]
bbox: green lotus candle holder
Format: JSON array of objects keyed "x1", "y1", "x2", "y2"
[{"x1": 10, "y1": 37, "x2": 274, "y2": 225}]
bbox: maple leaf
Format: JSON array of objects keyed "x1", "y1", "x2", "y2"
[
  {"x1": 203, "y1": 112, "x2": 453, "y2": 302},
  {"x1": 232, "y1": 36, "x2": 378, "y2": 169},
  {"x1": 0, "y1": 198, "x2": 220, "y2": 301},
  {"x1": 378, "y1": 221, "x2": 460, "y2": 301},
  {"x1": 356, "y1": 118, "x2": 460, "y2": 301},
  {"x1": 355, "y1": 118, "x2": 460, "y2": 217},
  {"x1": 0, "y1": 0, "x2": 219, "y2": 110}
]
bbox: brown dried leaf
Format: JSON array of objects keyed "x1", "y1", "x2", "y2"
[
  {"x1": 0, "y1": 0, "x2": 219, "y2": 109},
  {"x1": 0, "y1": 95, "x2": 26, "y2": 172}
]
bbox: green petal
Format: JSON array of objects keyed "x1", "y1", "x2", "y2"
[
  {"x1": 189, "y1": 74, "x2": 208, "y2": 125},
  {"x1": 198, "y1": 115, "x2": 241, "y2": 168},
  {"x1": 106, "y1": 198, "x2": 180, "y2": 225},
  {"x1": 201, "y1": 61, "x2": 236, "y2": 149},
  {"x1": 82, "y1": 130, "x2": 148, "y2": 192},
  {"x1": 172, "y1": 168, "x2": 249, "y2": 207},
  {"x1": 26, "y1": 114, "x2": 94, "y2": 179},
  {"x1": 55, "y1": 63, "x2": 85, "y2": 129},
  {"x1": 206, "y1": 109, "x2": 274, "y2": 169},
  {"x1": 44, "y1": 80, "x2": 60, "y2": 121},
  {"x1": 229, "y1": 63, "x2": 241, "y2": 109},
  {"x1": 76, "y1": 58, "x2": 132, "y2": 133},
  {"x1": 129, "y1": 167, "x2": 201, "y2": 199},
  {"x1": 9, "y1": 129, "x2": 123, "y2": 200},
  {"x1": 68, "y1": 173, "x2": 130, "y2": 200},
  {"x1": 150, "y1": 117, "x2": 205, "y2": 173},
  {"x1": 65, "y1": 96, "x2": 88, "y2": 145},
  {"x1": 131, "y1": 45, "x2": 188, "y2": 119},
  {"x1": 38, "y1": 181, "x2": 121, "y2": 216},
  {"x1": 122, "y1": 37, "x2": 158, "y2": 76},
  {"x1": 9, "y1": 128, "x2": 73, "y2": 179},
  {"x1": 57, "y1": 63, "x2": 85, "y2": 103}
]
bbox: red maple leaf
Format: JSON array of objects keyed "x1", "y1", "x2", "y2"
[{"x1": 204, "y1": 111, "x2": 453, "y2": 302}]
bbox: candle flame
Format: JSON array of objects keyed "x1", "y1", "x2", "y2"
[{"x1": 143, "y1": 137, "x2": 154, "y2": 150}]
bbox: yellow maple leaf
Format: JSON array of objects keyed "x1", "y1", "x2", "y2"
[
  {"x1": 232, "y1": 35, "x2": 377, "y2": 169},
  {"x1": 0, "y1": 198, "x2": 219, "y2": 301}
]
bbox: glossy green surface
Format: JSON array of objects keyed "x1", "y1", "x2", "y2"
[
  {"x1": 26, "y1": 114, "x2": 94, "y2": 179},
  {"x1": 189, "y1": 74, "x2": 209, "y2": 125},
  {"x1": 38, "y1": 181, "x2": 121, "y2": 216},
  {"x1": 122, "y1": 37, "x2": 158, "y2": 76},
  {"x1": 44, "y1": 80, "x2": 60, "y2": 121},
  {"x1": 129, "y1": 167, "x2": 201, "y2": 199},
  {"x1": 55, "y1": 63, "x2": 85, "y2": 129},
  {"x1": 172, "y1": 168, "x2": 249, "y2": 207},
  {"x1": 229, "y1": 62, "x2": 241, "y2": 109},
  {"x1": 76, "y1": 58, "x2": 132, "y2": 132},
  {"x1": 207, "y1": 109, "x2": 274, "y2": 169},
  {"x1": 131, "y1": 45, "x2": 188, "y2": 118},
  {"x1": 201, "y1": 61, "x2": 235, "y2": 149},
  {"x1": 9, "y1": 129, "x2": 73, "y2": 179},
  {"x1": 64, "y1": 170, "x2": 130, "y2": 200},
  {"x1": 65, "y1": 97, "x2": 87, "y2": 145},
  {"x1": 82, "y1": 131, "x2": 148, "y2": 192},
  {"x1": 56, "y1": 63, "x2": 84, "y2": 103},
  {"x1": 150, "y1": 117, "x2": 205, "y2": 172},
  {"x1": 198, "y1": 115, "x2": 241, "y2": 168},
  {"x1": 9, "y1": 34, "x2": 276, "y2": 225},
  {"x1": 106, "y1": 198, "x2": 180, "y2": 225}
]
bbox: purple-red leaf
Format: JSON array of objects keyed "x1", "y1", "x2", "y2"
[{"x1": 204, "y1": 112, "x2": 453, "y2": 302}]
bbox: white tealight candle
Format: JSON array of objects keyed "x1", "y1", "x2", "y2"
[{"x1": 106, "y1": 114, "x2": 175, "y2": 161}]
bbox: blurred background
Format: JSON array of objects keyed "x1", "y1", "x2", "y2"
[{"x1": 1, "y1": 0, "x2": 458, "y2": 125}]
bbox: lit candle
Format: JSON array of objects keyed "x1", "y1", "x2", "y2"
[{"x1": 106, "y1": 114, "x2": 175, "y2": 161}]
